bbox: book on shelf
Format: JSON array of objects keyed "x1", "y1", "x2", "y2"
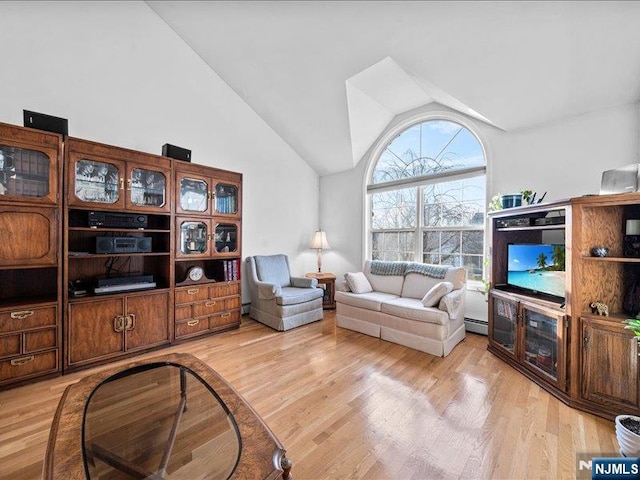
[{"x1": 214, "y1": 259, "x2": 241, "y2": 281}]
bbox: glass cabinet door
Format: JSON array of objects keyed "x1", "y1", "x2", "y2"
[
  {"x1": 179, "y1": 221, "x2": 209, "y2": 256},
  {"x1": 179, "y1": 177, "x2": 209, "y2": 213},
  {"x1": 214, "y1": 223, "x2": 239, "y2": 255},
  {"x1": 0, "y1": 144, "x2": 55, "y2": 202},
  {"x1": 214, "y1": 183, "x2": 238, "y2": 215},
  {"x1": 73, "y1": 159, "x2": 121, "y2": 205},
  {"x1": 490, "y1": 293, "x2": 518, "y2": 358},
  {"x1": 129, "y1": 167, "x2": 167, "y2": 209},
  {"x1": 522, "y1": 302, "x2": 565, "y2": 387}
]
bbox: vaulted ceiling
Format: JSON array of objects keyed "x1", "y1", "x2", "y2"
[{"x1": 147, "y1": 1, "x2": 640, "y2": 176}]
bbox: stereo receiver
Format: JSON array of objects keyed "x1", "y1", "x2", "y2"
[
  {"x1": 89, "y1": 211, "x2": 148, "y2": 229},
  {"x1": 95, "y1": 236, "x2": 152, "y2": 254}
]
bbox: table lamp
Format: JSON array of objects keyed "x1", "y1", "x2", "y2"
[{"x1": 310, "y1": 230, "x2": 331, "y2": 273}]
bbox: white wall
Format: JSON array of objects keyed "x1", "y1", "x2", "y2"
[
  {"x1": 0, "y1": 1, "x2": 321, "y2": 302},
  {"x1": 321, "y1": 101, "x2": 640, "y2": 320}
]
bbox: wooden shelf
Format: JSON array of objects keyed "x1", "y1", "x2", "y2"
[
  {"x1": 67, "y1": 252, "x2": 170, "y2": 258},
  {"x1": 582, "y1": 256, "x2": 640, "y2": 263},
  {"x1": 496, "y1": 224, "x2": 565, "y2": 232},
  {"x1": 69, "y1": 227, "x2": 170, "y2": 233}
]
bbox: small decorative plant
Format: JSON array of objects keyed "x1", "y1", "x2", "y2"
[
  {"x1": 488, "y1": 189, "x2": 537, "y2": 212},
  {"x1": 617, "y1": 315, "x2": 640, "y2": 456},
  {"x1": 623, "y1": 315, "x2": 640, "y2": 337}
]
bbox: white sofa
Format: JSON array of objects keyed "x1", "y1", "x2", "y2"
[{"x1": 335, "y1": 260, "x2": 467, "y2": 357}]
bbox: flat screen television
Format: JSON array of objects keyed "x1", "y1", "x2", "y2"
[{"x1": 507, "y1": 243, "x2": 566, "y2": 300}]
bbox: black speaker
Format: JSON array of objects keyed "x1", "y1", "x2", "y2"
[
  {"x1": 625, "y1": 235, "x2": 640, "y2": 258},
  {"x1": 23, "y1": 110, "x2": 68, "y2": 135},
  {"x1": 136, "y1": 237, "x2": 152, "y2": 253},
  {"x1": 162, "y1": 143, "x2": 191, "y2": 162},
  {"x1": 95, "y1": 236, "x2": 152, "y2": 254}
]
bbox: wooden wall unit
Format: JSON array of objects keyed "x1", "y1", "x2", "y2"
[
  {"x1": 489, "y1": 193, "x2": 640, "y2": 419},
  {"x1": 173, "y1": 162, "x2": 242, "y2": 343},
  {"x1": 0, "y1": 121, "x2": 242, "y2": 386},
  {"x1": 0, "y1": 122, "x2": 63, "y2": 387}
]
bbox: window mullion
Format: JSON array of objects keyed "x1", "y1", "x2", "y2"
[{"x1": 416, "y1": 185, "x2": 423, "y2": 263}]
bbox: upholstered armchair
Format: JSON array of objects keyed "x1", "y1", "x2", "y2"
[{"x1": 246, "y1": 254, "x2": 324, "y2": 331}]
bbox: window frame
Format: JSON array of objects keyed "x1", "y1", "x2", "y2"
[{"x1": 364, "y1": 112, "x2": 488, "y2": 287}]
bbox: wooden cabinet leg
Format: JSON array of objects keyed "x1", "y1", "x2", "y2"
[{"x1": 281, "y1": 456, "x2": 293, "y2": 479}]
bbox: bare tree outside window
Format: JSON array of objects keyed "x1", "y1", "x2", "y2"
[{"x1": 368, "y1": 120, "x2": 486, "y2": 280}]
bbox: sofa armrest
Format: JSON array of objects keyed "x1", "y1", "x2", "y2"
[
  {"x1": 291, "y1": 277, "x2": 318, "y2": 288},
  {"x1": 337, "y1": 280, "x2": 351, "y2": 292},
  {"x1": 438, "y1": 287, "x2": 465, "y2": 321},
  {"x1": 257, "y1": 281, "x2": 283, "y2": 300}
]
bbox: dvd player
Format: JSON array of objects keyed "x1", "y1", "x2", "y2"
[
  {"x1": 95, "y1": 273, "x2": 154, "y2": 288},
  {"x1": 94, "y1": 282, "x2": 156, "y2": 295}
]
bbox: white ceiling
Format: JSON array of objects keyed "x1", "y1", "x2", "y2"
[{"x1": 146, "y1": 1, "x2": 640, "y2": 176}]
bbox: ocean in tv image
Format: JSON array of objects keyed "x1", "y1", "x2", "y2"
[{"x1": 507, "y1": 244, "x2": 566, "y2": 298}]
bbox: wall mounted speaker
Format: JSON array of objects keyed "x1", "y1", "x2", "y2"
[
  {"x1": 23, "y1": 110, "x2": 68, "y2": 135},
  {"x1": 162, "y1": 143, "x2": 191, "y2": 162}
]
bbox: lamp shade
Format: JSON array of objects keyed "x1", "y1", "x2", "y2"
[{"x1": 310, "y1": 230, "x2": 331, "y2": 250}]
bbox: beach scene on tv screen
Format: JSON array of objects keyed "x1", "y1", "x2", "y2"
[{"x1": 507, "y1": 244, "x2": 566, "y2": 298}]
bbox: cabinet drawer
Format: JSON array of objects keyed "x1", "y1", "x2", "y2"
[
  {"x1": 0, "y1": 334, "x2": 20, "y2": 358},
  {"x1": 175, "y1": 287, "x2": 209, "y2": 304},
  {"x1": 175, "y1": 317, "x2": 209, "y2": 338},
  {"x1": 0, "y1": 306, "x2": 56, "y2": 333},
  {"x1": 0, "y1": 350, "x2": 57, "y2": 381},
  {"x1": 225, "y1": 296, "x2": 241, "y2": 310},
  {"x1": 175, "y1": 305, "x2": 192, "y2": 321},
  {"x1": 25, "y1": 328, "x2": 56, "y2": 352},
  {"x1": 210, "y1": 311, "x2": 240, "y2": 329},
  {"x1": 193, "y1": 299, "x2": 225, "y2": 317},
  {"x1": 210, "y1": 283, "x2": 240, "y2": 298}
]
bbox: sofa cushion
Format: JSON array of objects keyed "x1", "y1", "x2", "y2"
[
  {"x1": 344, "y1": 272, "x2": 373, "y2": 293},
  {"x1": 363, "y1": 260, "x2": 404, "y2": 295},
  {"x1": 254, "y1": 254, "x2": 291, "y2": 287},
  {"x1": 335, "y1": 291, "x2": 399, "y2": 311},
  {"x1": 421, "y1": 281, "x2": 454, "y2": 307},
  {"x1": 277, "y1": 286, "x2": 324, "y2": 306},
  {"x1": 401, "y1": 266, "x2": 466, "y2": 299},
  {"x1": 380, "y1": 297, "x2": 449, "y2": 326}
]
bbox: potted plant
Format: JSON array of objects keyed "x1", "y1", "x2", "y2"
[{"x1": 616, "y1": 317, "x2": 640, "y2": 456}]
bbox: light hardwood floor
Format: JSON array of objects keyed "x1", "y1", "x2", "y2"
[{"x1": 0, "y1": 312, "x2": 618, "y2": 480}]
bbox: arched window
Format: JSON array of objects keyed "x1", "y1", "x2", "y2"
[{"x1": 367, "y1": 118, "x2": 486, "y2": 281}]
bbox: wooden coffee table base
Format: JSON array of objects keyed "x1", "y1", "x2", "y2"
[{"x1": 43, "y1": 353, "x2": 293, "y2": 480}]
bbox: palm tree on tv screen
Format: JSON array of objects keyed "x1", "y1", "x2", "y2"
[{"x1": 537, "y1": 253, "x2": 548, "y2": 270}]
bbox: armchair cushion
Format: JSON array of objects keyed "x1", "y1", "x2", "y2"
[
  {"x1": 254, "y1": 254, "x2": 291, "y2": 287},
  {"x1": 277, "y1": 287, "x2": 324, "y2": 306},
  {"x1": 291, "y1": 277, "x2": 318, "y2": 288}
]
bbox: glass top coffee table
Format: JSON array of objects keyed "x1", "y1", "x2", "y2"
[{"x1": 42, "y1": 353, "x2": 292, "y2": 480}]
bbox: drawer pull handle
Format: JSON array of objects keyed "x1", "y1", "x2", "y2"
[
  {"x1": 114, "y1": 315, "x2": 125, "y2": 333},
  {"x1": 10, "y1": 355, "x2": 34, "y2": 367},
  {"x1": 187, "y1": 288, "x2": 199, "y2": 295},
  {"x1": 187, "y1": 319, "x2": 199, "y2": 327},
  {"x1": 11, "y1": 310, "x2": 34, "y2": 320},
  {"x1": 205, "y1": 301, "x2": 216, "y2": 307},
  {"x1": 221, "y1": 312, "x2": 231, "y2": 318}
]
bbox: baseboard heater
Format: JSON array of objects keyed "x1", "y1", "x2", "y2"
[{"x1": 464, "y1": 317, "x2": 488, "y2": 336}]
